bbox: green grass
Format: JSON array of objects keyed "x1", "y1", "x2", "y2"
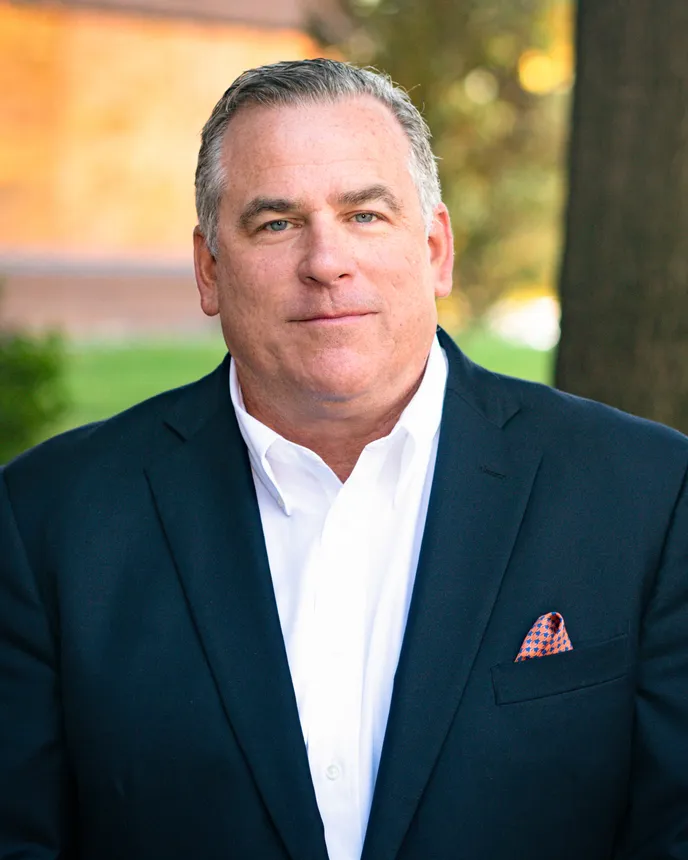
[
  {"x1": 53, "y1": 329, "x2": 553, "y2": 437},
  {"x1": 57, "y1": 339, "x2": 228, "y2": 431},
  {"x1": 455, "y1": 327, "x2": 554, "y2": 385}
]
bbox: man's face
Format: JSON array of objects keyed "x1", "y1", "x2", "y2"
[{"x1": 194, "y1": 96, "x2": 453, "y2": 410}]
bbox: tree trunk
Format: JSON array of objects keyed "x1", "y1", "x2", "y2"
[{"x1": 555, "y1": 0, "x2": 688, "y2": 433}]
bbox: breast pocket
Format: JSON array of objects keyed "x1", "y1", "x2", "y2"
[{"x1": 491, "y1": 633, "x2": 630, "y2": 705}]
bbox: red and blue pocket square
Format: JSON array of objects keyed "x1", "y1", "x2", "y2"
[{"x1": 515, "y1": 611, "x2": 573, "y2": 662}]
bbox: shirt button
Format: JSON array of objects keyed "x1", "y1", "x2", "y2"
[{"x1": 325, "y1": 764, "x2": 341, "y2": 781}]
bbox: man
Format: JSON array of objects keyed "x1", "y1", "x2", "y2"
[{"x1": 1, "y1": 59, "x2": 687, "y2": 860}]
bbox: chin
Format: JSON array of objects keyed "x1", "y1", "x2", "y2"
[
  {"x1": 306, "y1": 379, "x2": 371, "y2": 404},
  {"x1": 301, "y1": 366, "x2": 376, "y2": 404},
  {"x1": 298, "y1": 348, "x2": 374, "y2": 390}
]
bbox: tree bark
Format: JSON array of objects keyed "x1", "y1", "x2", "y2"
[{"x1": 555, "y1": 0, "x2": 688, "y2": 433}]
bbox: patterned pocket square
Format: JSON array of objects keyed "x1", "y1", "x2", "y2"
[{"x1": 515, "y1": 612, "x2": 573, "y2": 662}]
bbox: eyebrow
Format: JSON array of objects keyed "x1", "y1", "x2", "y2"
[
  {"x1": 335, "y1": 184, "x2": 403, "y2": 214},
  {"x1": 238, "y1": 184, "x2": 403, "y2": 231},
  {"x1": 238, "y1": 197, "x2": 302, "y2": 231}
]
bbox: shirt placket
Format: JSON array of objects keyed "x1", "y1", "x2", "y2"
[{"x1": 305, "y1": 461, "x2": 382, "y2": 860}]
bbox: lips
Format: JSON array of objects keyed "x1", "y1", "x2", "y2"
[{"x1": 298, "y1": 311, "x2": 371, "y2": 322}]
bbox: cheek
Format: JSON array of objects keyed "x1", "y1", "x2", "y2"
[
  {"x1": 213, "y1": 264, "x2": 263, "y2": 349},
  {"x1": 384, "y1": 258, "x2": 439, "y2": 338},
  {"x1": 219, "y1": 255, "x2": 277, "y2": 314},
  {"x1": 384, "y1": 250, "x2": 433, "y2": 305},
  {"x1": 216, "y1": 254, "x2": 298, "y2": 356}
]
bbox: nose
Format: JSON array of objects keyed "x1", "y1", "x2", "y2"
[{"x1": 297, "y1": 220, "x2": 353, "y2": 287}]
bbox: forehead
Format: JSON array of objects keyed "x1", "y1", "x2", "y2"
[{"x1": 218, "y1": 96, "x2": 416, "y2": 206}]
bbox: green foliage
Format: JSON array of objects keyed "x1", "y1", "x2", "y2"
[
  {"x1": 332, "y1": 0, "x2": 571, "y2": 317},
  {"x1": 0, "y1": 332, "x2": 68, "y2": 463}
]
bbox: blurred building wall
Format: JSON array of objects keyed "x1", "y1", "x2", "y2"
[{"x1": 0, "y1": 0, "x2": 327, "y2": 335}]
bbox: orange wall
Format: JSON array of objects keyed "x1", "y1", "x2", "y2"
[{"x1": 0, "y1": 1, "x2": 322, "y2": 258}]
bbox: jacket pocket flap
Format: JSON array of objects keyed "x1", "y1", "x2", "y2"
[{"x1": 491, "y1": 633, "x2": 629, "y2": 705}]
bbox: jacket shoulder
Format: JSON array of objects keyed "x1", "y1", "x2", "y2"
[
  {"x1": 504, "y1": 370, "x2": 687, "y2": 450},
  {"x1": 2, "y1": 358, "x2": 228, "y2": 509},
  {"x1": 442, "y1": 329, "x2": 688, "y2": 459}
]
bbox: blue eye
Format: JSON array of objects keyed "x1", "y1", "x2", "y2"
[
  {"x1": 353, "y1": 213, "x2": 377, "y2": 223},
  {"x1": 264, "y1": 220, "x2": 290, "y2": 232}
]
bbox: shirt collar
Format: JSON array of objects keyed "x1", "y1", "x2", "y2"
[
  {"x1": 229, "y1": 359, "x2": 290, "y2": 511},
  {"x1": 229, "y1": 334, "x2": 448, "y2": 513},
  {"x1": 388, "y1": 335, "x2": 448, "y2": 505},
  {"x1": 393, "y1": 334, "x2": 448, "y2": 448}
]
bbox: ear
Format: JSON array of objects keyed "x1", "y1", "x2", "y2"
[
  {"x1": 193, "y1": 226, "x2": 220, "y2": 317},
  {"x1": 428, "y1": 203, "x2": 454, "y2": 300}
]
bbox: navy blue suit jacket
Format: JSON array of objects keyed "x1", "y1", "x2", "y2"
[{"x1": 1, "y1": 329, "x2": 688, "y2": 859}]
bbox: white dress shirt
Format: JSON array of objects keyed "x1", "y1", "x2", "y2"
[{"x1": 229, "y1": 337, "x2": 448, "y2": 860}]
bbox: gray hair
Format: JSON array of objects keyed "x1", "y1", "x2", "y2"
[{"x1": 195, "y1": 58, "x2": 442, "y2": 255}]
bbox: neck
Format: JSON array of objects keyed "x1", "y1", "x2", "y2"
[{"x1": 238, "y1": 369, "x2": 426, "y2": 483}]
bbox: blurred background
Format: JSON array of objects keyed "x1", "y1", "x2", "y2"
[{"x1": 2, "y1": 0, "x2": 686, "y2": 461}]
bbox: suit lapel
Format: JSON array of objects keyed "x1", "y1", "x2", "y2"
[
  {"x1": 145, "y1": 362, "x2": 328, "y2": 860},
  {"x1": 362, "y1": 332, "x2": 542, "y2": 860}
]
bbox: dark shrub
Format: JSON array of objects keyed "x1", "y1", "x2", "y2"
[{"x1": 0, "y1": 332, "x2": 68, "y2": 464}]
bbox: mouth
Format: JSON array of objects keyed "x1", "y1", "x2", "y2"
[{"x1": 296, "y1": 311, "x2": 374, "y2": 324}]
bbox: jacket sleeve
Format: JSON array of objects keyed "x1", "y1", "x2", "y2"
[
  {"x1": 615, "y1": 466, "x2": 688, "y2": 859},
  {"x1": 0, "y1": 467, "x2": 75, "y2": 858}
]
